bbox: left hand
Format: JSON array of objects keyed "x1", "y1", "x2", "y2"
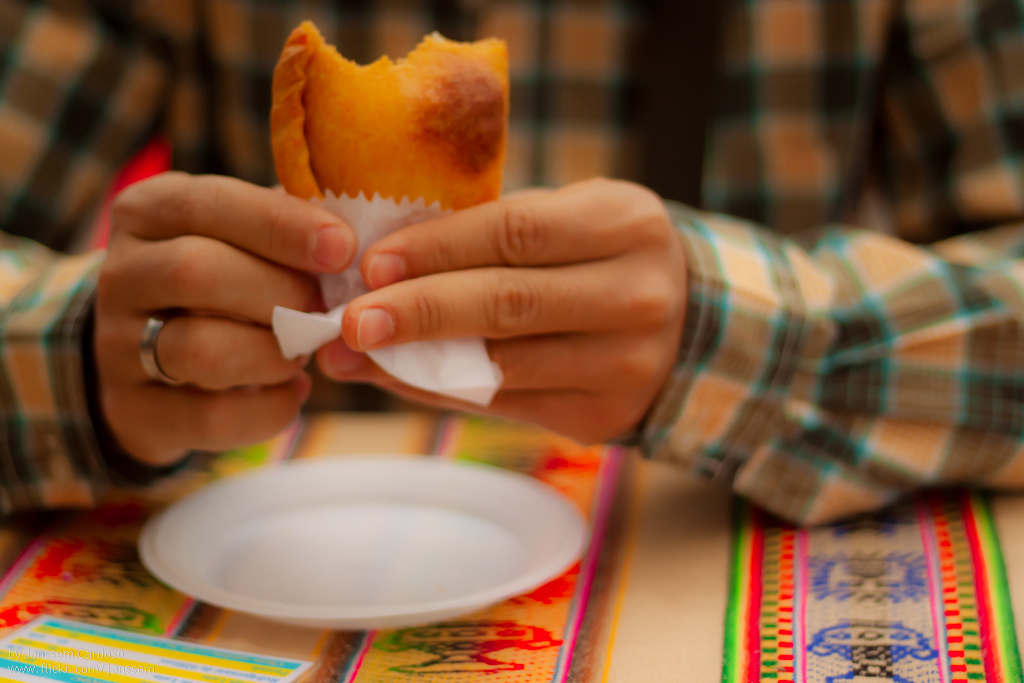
[{"x1": 316, "y1": 178, "x2": 687, "y2": 444}]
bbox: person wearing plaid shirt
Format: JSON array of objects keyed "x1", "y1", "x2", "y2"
[{"x1": 2, "y1": 0, "x2": 1024, "y2": 525}]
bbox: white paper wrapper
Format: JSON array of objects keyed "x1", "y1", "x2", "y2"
[{"x1": 272, "y1": 191, "x2": 503, "y2": 406}]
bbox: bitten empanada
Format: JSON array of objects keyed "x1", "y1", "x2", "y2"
[{"x1": 271, "y1": 21, "x2": 508, "y2": 210}]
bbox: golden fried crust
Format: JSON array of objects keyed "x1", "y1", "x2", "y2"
[
  {"x1": 270, "y1": 25, "x2": 322, "y2": 200},
  {"x1": 270, "y1": 21, "x2": 509, "y2": 210}
]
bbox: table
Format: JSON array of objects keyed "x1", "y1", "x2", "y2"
[{"x1": 0, "y1": 412, "x2": 1020, "y2": 682}]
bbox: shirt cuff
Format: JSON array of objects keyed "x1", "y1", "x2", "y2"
[
  {"x1": 0, "y1": 252, "x2": 112, "y2": 512},
  {"x1": 638, "y1": 204, "x2": 836, "y2": 494}
]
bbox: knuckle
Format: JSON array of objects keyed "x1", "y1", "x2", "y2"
[
  {"x1": 110, "y1": 172, "x2": 190, "y2": 239},
  {"x1": 588, "y1": 177, "x2": 637, "y2": 210},
  {"x1": 585, "y1": 176, "x2": 618, "y2": 194},
  {"x1": 262, "y1": 201, "x2": 294, "y2": 257},
  {"x1": 630, "y1": 274, "x2": 675, "y2": 327},
  {"x1": 174, "y1": 321, "x2": 250, "y2": 389},
  {"x1": 428, "y1": 233, "x2": 461, "y2": 273},
  {"x1": 174, "y1": 324, "x2": 218, "y2": 378},
  {"x1": 615, "y1": 350, "x2": 659, "y2": 386},
  {"x1": 162, "y1": 237, "x2": 210, "y2": 291},
  {"x1": 633, "y1": 201, "x2": 672, "y2": 246},
  {"x1": 498, "y1": 204, "x2": 546, "y2": 265},
  {"x1": 638, "y1": 210, "x2": 673, "y2": 247},
  {"x1": 596, "y1": 179, "x2": 670, "y2": 246},
  {"x1": 109, "y1": 188, "x2": 144, "y2": 236},
  {"x1": 174, "y1": 176, "x2": 218, "y2": 230},
  {"x1": 410, "y1": 290, "x2": 446, "y2": 338},
  {"x1": 490, "y1": 273, "x2": 542, "y2": 336}
]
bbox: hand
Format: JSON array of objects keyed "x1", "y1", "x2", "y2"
[
  {"x1": 316, "y1": 178, "x2": 686, "y2": 444},
  {"x1": 96, "y1": 172, "x2": 355, "y2": 465}
]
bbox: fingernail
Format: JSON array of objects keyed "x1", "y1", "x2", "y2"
[
  {"x1": 324, "y1": 341, "x2": 366, "y2": 375},
  {"x1": 366, "y1": 253, "x2": 407, "y2": 288},
  {"x1": 313, "y1": 224, "x2": 352, "y2": 270},
  {"x1": 357, "y1": 308, "x2": 394, "y2": 349}
]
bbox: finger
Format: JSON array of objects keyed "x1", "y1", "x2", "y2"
[
  {"x1": 111, "y1": 235, "x2": 321, "y2": 324},
  {"x1": 361, "y1": 179, "x2": 666, "y2": 288},
  {"x1": 313, "y1": 338, "x2": 545, "y2": 398},
  {"x1": 487, "y1": 334, "x2": 654, "y2": 390},
  {"x1": 368, "y1": 378, "x2": 619, "y2": 444},
  {"x1": 316, "y1": 340, "x2": 375, "y2": 380},
  {"x1": 154, "y1": 316, "x2": 307, "y2": 390},
  {"x1": 500, "y1": 187, "x2": 553, "y2": 201},
  {"x1": 341, "y1": 258, "x2": 674, "y2": 350},
  {"x1": 310, "y1": 359, "x2": 635, "y2": 444},
  {"x1": 112, "y1": 172, "x2": 356, "y2": 272},
  {"x1": 318, "y1": 333, "x2": 635, "y2": 392},
  {"x1": 102, "y1": 375, "x2": 311, "y2": 465}
]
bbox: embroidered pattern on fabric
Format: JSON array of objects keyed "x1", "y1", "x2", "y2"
[
  {"x1": 809, "y1": 620, "x2": 936, "y2": 683},
  {"x1": 376, "y1": 620, "x2": 562, "y2": 674},
  {"x1": 723, "y1": 492, "x2": 1023, "y2": 683},
  {"x1": 808, "y1": 552, "x2": 928, "y2": 603},
  {"x1": 831, "y1": 506, "x2": 913, "y2": 539}
]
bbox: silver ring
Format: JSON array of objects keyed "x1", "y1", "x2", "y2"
[{"x1": 140, "y1": 317, "x2": 185, "y2": 386}]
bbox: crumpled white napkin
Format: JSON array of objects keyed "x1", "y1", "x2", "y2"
[{"x1": 272, "y1": 191, "x2": 503, "y2": 406}]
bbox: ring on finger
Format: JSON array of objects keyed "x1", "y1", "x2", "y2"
[{"x1": 140, "y1": 317, "x2": 186, "y2": 386}]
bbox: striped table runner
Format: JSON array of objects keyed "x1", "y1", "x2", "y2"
[{"x1": 724, "y1": 492, "x2": 1022, "y2": 683}]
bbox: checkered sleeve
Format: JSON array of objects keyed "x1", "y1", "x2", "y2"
[
  {"x1": 0, "y1": 238, "x2": 111, "y2": 513},
  {"x1": 0, "y1": 0, "x2": 177, "y2": 512},
  {"x1": 0, "y1": 0, "x2": 169, "y2": 251},
  {"x1": 642, "y1": 204, "x2": 1024, "y2": 525}
]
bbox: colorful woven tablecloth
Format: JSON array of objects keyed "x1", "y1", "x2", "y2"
[
  {"x1": 0, "y1": 415, "x2": 625, "y2": 682},
  {"x1": 0, "y1": 414, "x2": 1017, "y2": 683},
  {"x1": 724, "y1": 493, "x2": 1022, "y2": 683}
]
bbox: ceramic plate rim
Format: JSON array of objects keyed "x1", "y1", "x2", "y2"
[{"x1": 139, "y1": 455, "x2": 589, "y2": 622}]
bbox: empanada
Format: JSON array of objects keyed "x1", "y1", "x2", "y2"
[{"x1": 271, "y1": 21, "x2": 509, "y2": 210}]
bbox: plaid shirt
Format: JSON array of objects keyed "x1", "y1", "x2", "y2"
[{"x1": 2, "y1": 0, "x2": 1024, "y2": 523}]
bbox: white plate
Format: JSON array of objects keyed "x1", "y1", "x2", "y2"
[{"x1": 139, "y1": 456, "x2": 588, "y2": 630}]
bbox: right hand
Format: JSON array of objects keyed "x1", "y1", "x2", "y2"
[{"x1": 95, "y1": 172, "x2": 355, "y2": 466}]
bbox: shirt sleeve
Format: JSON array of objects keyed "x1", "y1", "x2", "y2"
[
  {"x1": 0, "y1": 0, "x2": 170, "y2": 252},
  {"x1": 0, "y1": 235, "x2": 116, "y2": 512},
  {"x1": 0, "y1": 0, "x2": 187, "y2": 512},
  {"x1": 642, "y1": 204, "x2": 1024, "y2": 525}
]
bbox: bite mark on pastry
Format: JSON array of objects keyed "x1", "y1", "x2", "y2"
[{"x1": 270, "y1": 21, "x2": 509, "y2": 210}]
